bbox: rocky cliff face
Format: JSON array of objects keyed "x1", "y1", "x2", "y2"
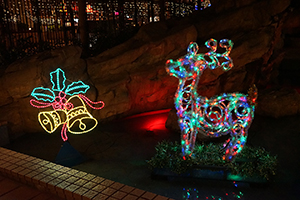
[{"x1": 0, "y1": 0, "x2": 293, "y2": 138}]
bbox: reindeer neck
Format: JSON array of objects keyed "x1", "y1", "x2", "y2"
[{"x1": 174, "y1": 77, "x2": 199, "y2": 116}]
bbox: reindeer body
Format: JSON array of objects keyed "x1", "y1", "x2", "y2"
[{"x1": 166, "y1": 39, "x2": 256, "y2": 161}]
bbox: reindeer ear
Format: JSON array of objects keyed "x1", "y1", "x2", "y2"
[
  {"x1": 165, "y1": 59, "x2": 174, "y2": 75},
  {"x1": 187, "y1": 42, "x2": 199, "y2": 55},
  {"x1": 166, "y1": 59, "x2": 174, "y2": 65}
]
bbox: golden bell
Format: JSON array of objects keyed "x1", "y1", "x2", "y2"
[
  {"x1": 38, "y1": 110, "x2": 66, "y2": 133},
  {"x1": 66, "y1": 95, "x2": 98, "y2": 134}
]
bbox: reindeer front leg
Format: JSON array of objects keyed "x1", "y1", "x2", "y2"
[
  {"x1": 175, "y1": 79, "x2": 199, "y2": 159},
  {"x1": 178, "y1": 113, "x2": 198, "y2": 159}
]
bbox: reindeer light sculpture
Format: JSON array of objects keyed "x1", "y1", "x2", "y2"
[{"x1": 166, "y1": 39, "x2": 257, "y2": 161}]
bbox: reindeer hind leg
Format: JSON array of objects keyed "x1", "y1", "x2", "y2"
[{"x1": 223, "y1": 123, "x2": 248, "y2": 161}]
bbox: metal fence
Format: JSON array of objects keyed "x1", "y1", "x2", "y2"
[
  {"x1": 0, "y1": 0, "x2": 205, "y2": 60},
  {"x1": 1, "y1": 0, "x2": 77, "y2": 57}
]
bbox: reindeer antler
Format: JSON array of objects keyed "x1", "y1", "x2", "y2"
[
  {"x1": 166, "y1": 39, "x2": 234, "y2": 81},
  {"x1": 204, "y1": 38, "x2": 234, "y2": 71}
]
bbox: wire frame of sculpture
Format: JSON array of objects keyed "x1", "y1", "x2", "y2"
[
  {"x1": 166, "y1": 39, "x2": 257, "y2": 161},
  {"x1": 30, "y1": 68, "x2": 104, "y2": 141}
]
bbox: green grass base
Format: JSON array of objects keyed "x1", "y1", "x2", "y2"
[{"x1": 147, "y1": 141, "x2": 277, "y2": 181}]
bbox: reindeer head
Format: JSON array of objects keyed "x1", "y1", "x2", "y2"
[
  {"x1": 166, "y1": 39, "x2": 234, "y2": 81},
  {"x1": 166, "y1": 42, "x2": 206, "y2": 80}
]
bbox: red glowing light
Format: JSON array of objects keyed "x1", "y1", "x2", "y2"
[
  {"x1": 122, "y1": 109, "x2": 171, "y2": 134},
  {"x1": 145, "y1": 117, "x2": 167, "y2": 132},
  {"x1": 125, "y1": 109, "x2": 171, "y2": 119}
]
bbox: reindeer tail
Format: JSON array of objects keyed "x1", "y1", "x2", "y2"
[{"x1": 247, "y1": 84, "x2": 258, "y2": 106}]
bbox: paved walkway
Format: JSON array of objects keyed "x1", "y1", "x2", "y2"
[
  {"x1": 0, "y1": 147, "x2": 172, "y2": 200},
  {"x1": 0, "y1": 175, "x2": 62, "y2": 200}
]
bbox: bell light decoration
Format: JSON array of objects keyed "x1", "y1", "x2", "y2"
[{"x1": 30, "y1": 68, "x2": 104, "y2": 141}]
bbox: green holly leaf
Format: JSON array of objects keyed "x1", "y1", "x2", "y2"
[
  {"x1": 65, "y1": 81, "x2": 90, "y2": 96},
  {"x1": 31, "y1": 87, "x2": 55, "y2": 102},
  {"x1": 50, "y1": 68, "x2": 66, "y2": 91}
]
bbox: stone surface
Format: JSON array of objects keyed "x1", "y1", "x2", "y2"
[
  {"x1": 283, "y1": 7, "x2": 300, "y2": 35},
  {"x1": 0, "y1": 0, "x2": 294, "y2": 138},
  {"x1": 256, "y1": 87, "x2": 300, "y2": 118}
]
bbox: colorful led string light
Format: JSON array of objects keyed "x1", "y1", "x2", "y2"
[
  {"x1": 200, "y1": 0, "x2": 211, "y2": 10},
  {"x1": 182, "y1": 184, "x2": 244, "y2": 200},
  {"x1": 30, "y1": 68, "x2": 104, "y2": 141},
  {"x1": 183, "y1": 188, "x2": 199, "y2": 200},
  {"x1": 166, "y1": 39, "x2": 257, "y2": 161},
  {"x1": 196, "y1": 0, "x2": 211, "y2": 10}
]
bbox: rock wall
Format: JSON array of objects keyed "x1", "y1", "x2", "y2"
[{"x1": 0, "y1": 0, "x2": 292, "y2": 138}]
